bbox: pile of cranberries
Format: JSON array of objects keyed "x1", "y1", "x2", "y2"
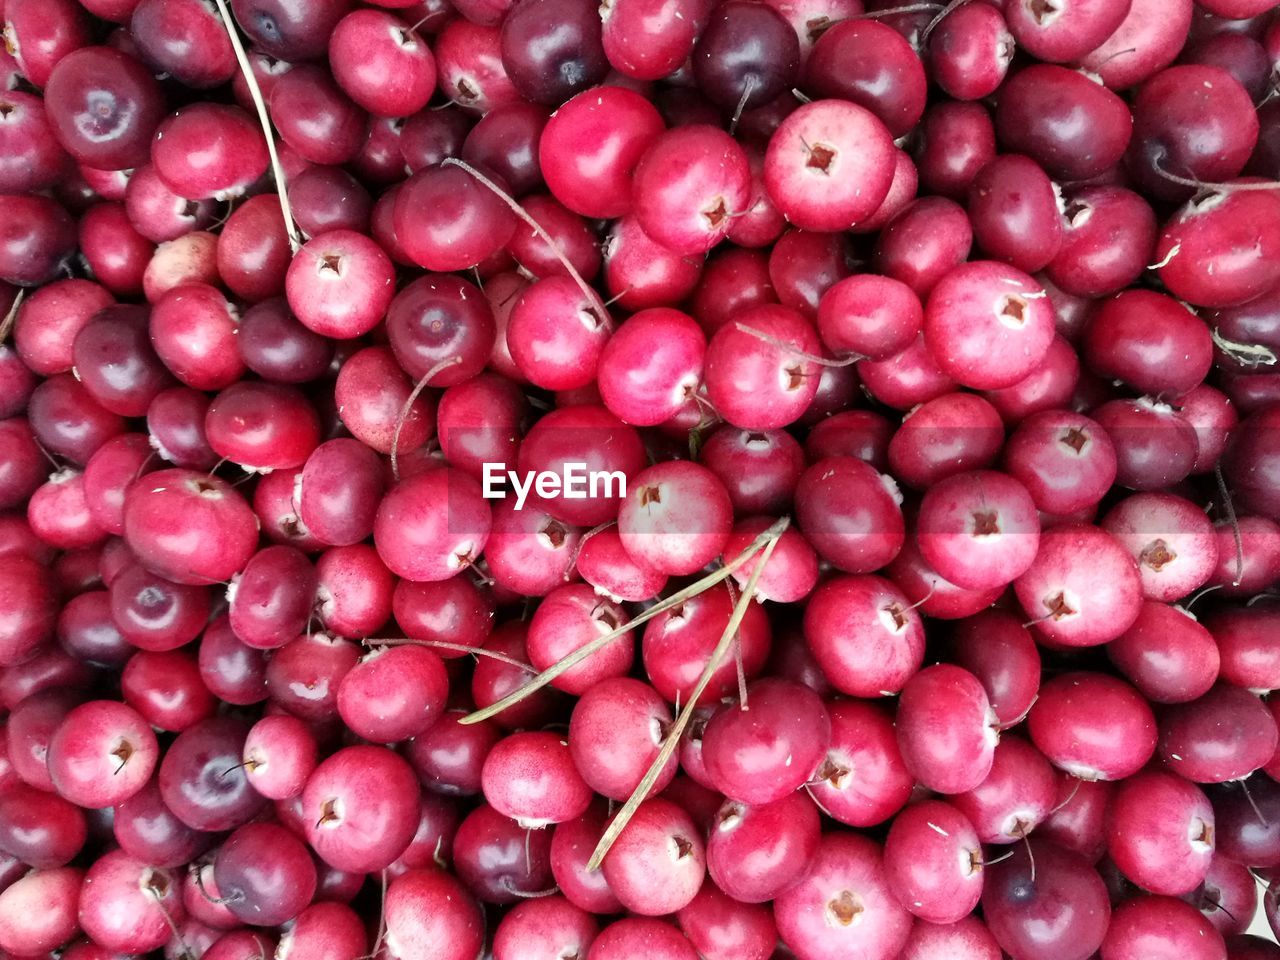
[{"x1": 5, "y1": 0, "x2": 1280, "y2": 958}]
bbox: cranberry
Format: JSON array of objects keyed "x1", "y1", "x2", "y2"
[
  {"x1": 603, "y1": 214, "x2": 704, "y2": 312},
  {"x1": 1003, "y1": 410, "x2": 1118, "y2": 515},
  {"x1": 217, "y1": 196, "x2": 291, "y2": 303},
  {"x1": 888, "y1": 393, "x2": 1004, "y2": 491},
  {"x1": 590, "y1": 918, "x2": 699, "y2": 960},
  {"x1": 45, "y1": 699, "x2": 156, "y2": 808},
  {"x1": 874, "y1": 196, "x2": 974, "y2": 297},
  {"x1": 1102, "y1": 895, "x2": 1227, "y2": 960},
  {"x1": 145, "y1": 387, "x2": 220, "y2": 470},
  {"x1": 152, "y1": 103, "x2": 270, "y2": 201},
  {"x1": 197, "y1": 615, "x2": 269, "y2": 706},
  {"x1": 601, "y1": 797, "x2": 705, "y2": 915},
  {"x1": 600, "y1": 0, "x2": 707, "y2": 80},
  {"x1": 118, "y1": 649, "x2": 211, "y2": 734},
  {"x1": 981, "y1": 841, "x2": 1110, "y2": 960},
  {"x1": 1080, "y1": 0, "x2": 1198, "y2": 90},
  {"x1": 288, "y1": 165, "x2": 373, "y2": 238},
  {"x1": 241, "y1": 713, "x2": 317, "y2": 802},
  {"x1": 1108, "y1": 601, "x2": 1220, "y2": 704},
  {"x1": 1107, "y1": 769, "x2": 1215, "y2": 896},
  {"x1": 276, "y1": 901, "x2": 367, "y2": 960},
  {"x1": 214, "y1": 822, "x2": 317, "y2": 927},
  {"x1": 795, "y1": 456, "x2": 905, "y2": 574},
  {"x1": 701, "y1": 426, "x2": 805, "y2": 514},
  {"x1": 266, "y1": 632, "x2": 359, "y2": 722},
  {"x1": 159, "y1": 715, "x2": 265, "y2": 832},
  {"x1": 701, "y1": 677, "x2": 830, "y2": 805},
  {"x1": 499, "y1": 0, "x2": 607, "y2": 106},
  {"x1": 765, "y1": 99, "x2": 894, "y2": 231},
  {"x1": 884, "y1": 798, "x2": 984, "y2": 923},
  {"x1": 898, "y1": 916, "x2": 1002, "y2": 960},
  {"x1": 642, "y1": 581, "x2": 769, "y2": 702},
  {"x1": 1005, "y1": 0, "x2": 1130, "y2": 62},
  {"x1": 1102, "y1": 492, "x2": 1219, "y2": 602},
  {"x1": 568, "y1": 676, "x2": 675, "y2": 801},
  {"x1": 924, "y1": 261, "x2": 1055, "y2": 390},
  {"x1": 384, "y1": 867, "x2": 485, "y2": 960},
  {"x1": 550, "y1": 804, "x2": 624, "y2": 914},
  {"x1": 805, "y1": 19, "x2": 925, "y2": 137},
  {"x1": 915, "y1": 101, "x2": 996, "y2": 201},
  {"x1": 1159, "y1": 684, "x2": 1278, "y2": 784},
  {"x1": 337, "y1": 645, "x2": 448, "y2": 744},
  {"x1": 1154, "y1": 187, "x2": 1280, "y2": 309},
  {"x1": 802, "y1": 573, "x2": 923, "y2": 698},
  {"x1": 1028, "y1": 672, "x2": 1157, "y2": 781},
  {"x1": 286, "y1": 230, "x2": 395, "y2": 340},
  {"x1": 394, "y1": 164, "x2": 518, "y2": 272},
  {"x1": 129, "y1": 0, "x2": 234, "y2": 88},
  {"x1": 706, "y1": 791, "x2": 820, "y2": 904},
  {"x1": 479, "y1": 731, "x2": 591, "y2": 830},
  {"x1": 705, "y1": 304, "x2": 821, "y2": 429},
  {"x1": 954, "y1": 734, "x2": 1058, "y2": 845},
  {"x1": 303, "y1": 745, "x2": 420, "y2": 873},
  {"x1": 818, "y1": 274, "x2": 922, "y2": 362},
  {"x1": 774, "y1": 832, "x2": 913, "y2": 960},
  {"x1": 988, "y1": 65, "x2": 1131, "y2": 184},
  {"x1": 122, "y1": 468, "x2": 259, "y2": 586},
  {"x1": 916, "y1": 470, "x2": 1040, "y2": 591},
  {"x1": 0, "y1": 865, "x2": 83, "y2": 956},
  {"x1": 597, "y1": 308, "x2": 705, "y2": 427},
  {"x1": 313, "y1": 541, "x2": 395, "y2": 638},
  {"x1": 0, "y1": 193, "x2": 77, "y2": 285},
  {"x1": 1049, "y1": 187, "x2": 1157, "y2": 299},
  {"x1": 631, "y1": 124, "x2": 750, "y2": 256},
  {"x1": 0, "y1": 781, "x2": 87, "y2": 867},
  {"x1": 493, "y1": 896, "x2": 598, "y2": 960},
  {"x1": 330, "y1": 9, "x2": 436, "y2": 117},
  {"x1": 78, "y1": 850, "x2": 185, "y2": 954},
  {"x1": 968, "y1": 155, "x2": 1064, "y2": 274},
  {"x1": 929, "y1": 2, "x2": 1014, "y2": 101},
  {"x1": 374, "y1": 468, "x2": 492, "y2": 583},
  {"x1": 516, "y1": 405, "x2": 643, "y2": 526},
  {"x1": 43, "y1": 46, "x2": 163, "y2": 171},
  {"x1": 617, "y1": 459, "x2": 732, "y2": 576},
  {"x1": 676, "y1": 881, "x2": 776, "y2": 960}
]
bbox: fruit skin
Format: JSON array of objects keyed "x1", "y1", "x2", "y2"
[
  {"x1": 384, "y1": 867, "x2": 485, "y2": 960},
  {"x1": 121, "y1": 469, "x2": 260, "y2": 586},
  {"x1": 773, "y1": 832, "x2": 913, "y2": 960},
  {"x1": 923, "y1": 261, "x2": 1056, "y2": 390},
  {"x1": 764, "y1": 99, "x2": 896, "y2": 232},
  {"x1": 9, "y1": 1, "x2": 1280, "y2": 953}
]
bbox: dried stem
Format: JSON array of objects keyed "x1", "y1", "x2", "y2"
[
  {"x1": 0, "y1": 288, "x2": 24, "y2": 342},
  {"x1": 568, "y1": 520, "x2": 616, "y2": 580},
  {"x1": 919, "y1": 0, "x2": 968, "y2": 42},
  {"x1": 728, "y1": 76, "x2": 758, "y2": 136},
  {"x1": 1211, "y1": 327, "x2": 1277, "y2": 368},
  {"x1": 460, "y1": 516, "x2": 791, "y2": 725},
  {"x1": 586, "y1": 527, "x2": 784, "y2": 870},
  {"x1": 210, "y1": 0, "x2": 303, "y2": 252},
  {"x1": 734, "y1": 321, "x2": 860, "y2": 366},
  {"x1": 370, "y1": 637, "x2": 537, "y2": 672},
  {"x1": 1215, "y1": 463, "x2": 1244, "y2": 587},
  {"x1": 390, "y1": 356, "x2": 464, "y2": 481},
  {"x1": 441, "y1": 156, "x2": 608, "y2": 327},
  {"x1": 1152, "y1": 158, "x2": 1280, "y2": 195},
  {"x1": 854, "y1": 2, "x2": 943, "y2": 18},
  {"x1": 724, "y1": 578, "x2": 749, "y2": 707}
]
